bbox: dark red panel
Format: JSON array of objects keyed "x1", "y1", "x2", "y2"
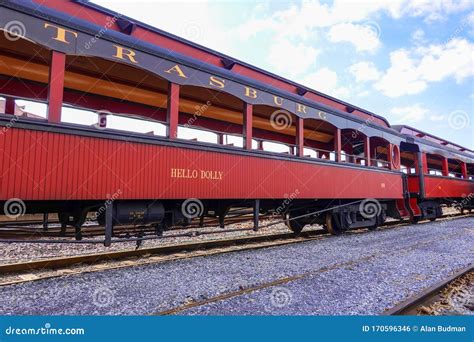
[
  {"x1": 334, "y1": 128, "x2": 341, "y2": 162},
  {"x1": 424, "y1": 176, "x2": 474, "y2": 198},
  {"x1": 296, "y1": 117, "x2": 304, "y2": 157},
  {"x1": 0, "y1": 127, "x2": 403, "y2": 201},
  {"x1": 407, "y1": 175, "x2": 420, "y2": 194},
  {"x1": 4, "y1": 97, "x2": 15, "y2": 115},
  {"x1": 243, "y1": 103, "x2": 252, "y2": 150},
  {"x1": 166, "y1": 83, "x2": 179, "y2": 139},
  {"x1": 47, "y1": 51, "x2": 66, "y2": 123}
]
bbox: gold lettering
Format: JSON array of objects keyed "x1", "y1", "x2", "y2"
[
  {"x1": 245, "y1": 87, "x2": 257, "y2": 99},
  {"x1": 164, "y1": 64, "x2": 187, "y2": 78},
  {"x1": 318, "y1": 111, "x2": 327, "y2": 120},
  {"x1": 172, "y1": 168, "x2": 223, "y2": 180},
  {"x1": 113, "y1": 45, "x2": 138, "y2": 64},
  {"x1": 44, "y1": 23, "x2": 78, "y2": 44},
  {"x1": 297, "y1": 104, "x2": 307, "y2": 114},
  {"x1": 273, "y1": 96, "x2": 283, "y2": 106},
  {"x1": 200, "y1": 170, "x2": 223, "y2": 180},
  {"x1": 209, "y1": 76, "x2": 225, "y2": 88}
]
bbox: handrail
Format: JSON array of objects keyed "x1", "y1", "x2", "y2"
[
  {"x1": 306, "y1": 148, "x2": 334, "y2": 160},
  {"x1": 371, "y1": 158, "x2": 390, "y2": 169},
  {"x1": 426, "y1": 169, "x2": 466, "y2": 179},
  {"x1": 341, "y1": 152, "x2": 365, "y2": 165},
  {"x1": 448, "y1": 171, "x2": 464, "y2": 178},
  {"x1": 400, "y1": 166, "x2": 417, "y2": 175},
  {"x1": 427, "y1": 168, "x2": 443, "y2": 176}
]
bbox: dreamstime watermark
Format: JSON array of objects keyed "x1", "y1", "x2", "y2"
[
  {"x1": 445, "y1": 21, "x2": 469, "y2": 45},
  {"x1": 87, "y1": 189, "x2": 122, "y2": 224},
  {"x1": 95, "y1": 109, "x2": 112, "y2": 130},
  {"x1": 447, "y1": 110, "x2": 470, "y2": 130},
  {"x1": 184, "y1": 101, "x2": 212, "y2": 128},
  {"x1": 0, "y1": 115, "x2": 20, "y2": 135},
  {"x1": 352, "y1": 116, "x2": 375, "y2": 139},
  {"x1": 181, "y1": 21, "x2": 203, "y2": 41},
  {"x1": 361, "y1": 20, "x2": 381, "y2": 39},
  {"x1": 3, "y1": 198, "x2": 26, "y2": 219},
  {"x1": 273, "y1": 189, "x2": 300, "y2": 217},
  {"x1": 454, "y1": 192, "x2": 473, "y2": 212},
  {"x1": 181, "y1": 198, "x2": 204, "y2": 219},
  {"x1": 84, "y1": 15, "x2": 122, "y2": 50},
  {"x1": 270, "y1": 109, "x2": 292, "y2": 131},
  {"x1": 92, "y1": 286, "x2": 115, "y2": 308},
  {"x1": 270, "y1": 286, "x2": 293, "y2": 308},
  {"x1": 3, "y1": 20, "x2": 26, "y2": 42},
  {"x1": 5, "y1": 323, "x2": 85, "y2": 336},
  {"x1": 359, "y1": 198, "x2": 381, "y2": 219}
]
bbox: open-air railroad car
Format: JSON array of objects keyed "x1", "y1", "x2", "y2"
[{"x1": 0, "y1": 0, "x2": 472, "y2": 245}]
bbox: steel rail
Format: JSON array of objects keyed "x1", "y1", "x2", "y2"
[
  {"x1": 0, "y1": 214, "x2": 275, "y2": 240},
  {"x1": 0, "y1": 230, "x2": 326, "y2": 275},
  {"x1": 384, "y1": 265, "x2": 473, "y2": 315},
  {"x1": 0, "y1": 212, "x2": 470, "y2": 286}
]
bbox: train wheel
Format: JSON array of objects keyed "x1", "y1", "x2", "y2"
[
  {"x1": 282, "y1": 211, "x2": 306, "y2": 234},
  {"x1": 410, "y1": 216, "x2": 421, "y2": 224},
  {"x1": 326, "y1": 212, "x2": 343, "y2": 235}
]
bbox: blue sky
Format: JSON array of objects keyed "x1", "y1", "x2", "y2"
[{"x1": 94, "y1": 0, "x2": 473, "y2": 149}]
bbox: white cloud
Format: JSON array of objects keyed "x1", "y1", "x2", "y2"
[
  {"x1": 238, "y1": 1, "x2": 474, "y2": 42},
  {"x1": 93, "y1": 0, "x2": 235, "y2": 55},
  {"x1": 390, "y1": 104, "x2": 446, "y2": 124},
  {"x1": 407, "y1": 0, "x2": 474, "y2": 23},
  {"x1": 301, "y1": 67, "x2": 349, "y2": 99},
  {"x1": 356, "y1": 90, "x2": 371, "y2": 97},
  {"x1": 416, "y1": 39, "x2": 474, "y2": 83},
  {"x1": 375, "y1": 50, "x2": 428, "y2": 97},
  {"x1": 267, "y1": 39, "x2": 319, "y2": 77},
  {"x1": 429, "y1": 114, "x2": 445, "y2": 121},
  {"x1": 92, "y1": 0, "x2": 474, "y2": 102},
  {"x1": 469, "y1": 11, "x2": 474, "y2": 21},
  {"x1": 349, "y1": 61, "x2": 381, "y2": 82},
  {"x1": 328, "y1": 22, "x2": 381, "y2": 53},
  {"x1": 375, "y1": 38, "x2": 474, "y2": 97},
  {"x1": 390, "y1": 104, "x2": 430, "y2": 123},
  {"x1": 411, "y1": 28, "x2": 426, "y2": 43}
]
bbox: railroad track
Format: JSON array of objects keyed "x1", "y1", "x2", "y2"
[
  {"x1": 0, "y1": 213, "x2": 274, "y2": 240},
  {"x1": 0, "y1": 212, "x2": 470, "y2": 288},
  {"x1": 155, "y1": 232, "x2": 471, "y2": 316},
  {"x1": 384, "y1": 265, "x2": 473, "y2": 315},
  {"x1": 0, "y1": 210, "x2": 467, "y2": 241},
  {"x1": 0, "y1": 229, "x2": 328, "y2": 286}
]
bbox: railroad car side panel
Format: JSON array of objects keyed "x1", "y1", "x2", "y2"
[
  {"x1": 423, "y1": 176, "x2": 474, "y2": 198},
  {"x1": 0, "y1": 127, "x2": 403, "y2": 201}
]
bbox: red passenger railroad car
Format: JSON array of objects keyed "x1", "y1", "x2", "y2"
[{"x1": 0, "y1": 0, "x2": 472, "y2": 245}]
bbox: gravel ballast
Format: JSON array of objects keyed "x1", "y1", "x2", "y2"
[
  {"x1": 0, "y1": 216, "x2": 472, "y2": 315},
  {"x1": 0, "y1": 221, "x2": 291, "y2": 265}
]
